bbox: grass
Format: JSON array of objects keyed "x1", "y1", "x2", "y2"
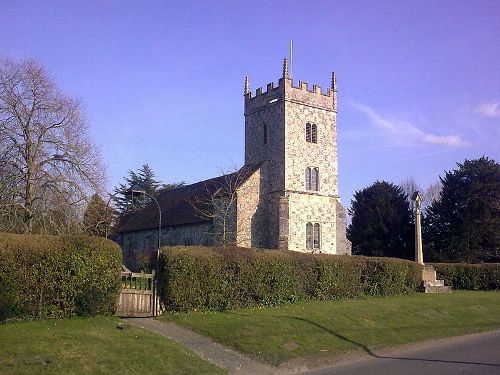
[
  {"x1": 160, "y1": 291, "x2": 500, "y2": 366},
  {"x1": 0, "y1": 316, "x2": 226, "y2": 375}
]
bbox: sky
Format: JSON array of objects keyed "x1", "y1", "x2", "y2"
[{"x1": 1, "y1": 0, "x2": 499, "y2": 207}]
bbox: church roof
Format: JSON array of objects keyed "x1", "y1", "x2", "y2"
[{"x1": 116, "y1": 163, "x2": 261, "y2": 233}]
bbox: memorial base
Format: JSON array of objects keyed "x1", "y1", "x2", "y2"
[{"x1": 421, "y1": 265, "x2": 452, "y2": 293}]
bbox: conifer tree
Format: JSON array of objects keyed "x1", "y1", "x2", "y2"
[
  {"x1": 83, "y1": 193, "x2": 113, "y2": 237},
  {"x1": 348, "y1": 181, "x2": 414, "y2": 259},
  {"x1": 425, "y1": 157, "x2": 500, "y2": 263},
  {"x1": 112, "y1": 164, "x2": 161, "y2": 214}
]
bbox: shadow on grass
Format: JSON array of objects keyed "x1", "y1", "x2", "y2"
[{"x1": 280, "y1": 316, "x2": 500, "y2": 368}]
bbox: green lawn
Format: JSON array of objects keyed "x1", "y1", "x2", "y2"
[
  {"x1": 161, "y1": 291, "x2": 500, "y2": 366},
  {"x1": 0, "y1": 316, "x2": 225, "y2": 375}
]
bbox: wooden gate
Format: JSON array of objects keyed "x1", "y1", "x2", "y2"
[{"x1": 116, "y1": 267, "x2": 157, "y2": 317}]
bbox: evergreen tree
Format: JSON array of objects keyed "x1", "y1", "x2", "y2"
[
  {"x1": 425, "y1": 157, "x2": 500, "y2": 263},
  {"x1": 83, "y1": 193, "x2": 113, "y2": 237},
  {"x1": 348, "y1": 181, "x2": 414, "y2": 259},
  {"x1": 113, "y1": 164, "x2": 161, "y2": 214}
]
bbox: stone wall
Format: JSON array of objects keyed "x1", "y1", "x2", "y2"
[
  {"x1": 287, "y1": 192, "x2": 338, "y2": 253},
  {"x1": 244, "y1": 81, "x2": 285, "y2": 195},
  {"x1": 335, "y1": 200, "x2": 352, "y2": 255},
  {"x1": 117, "y1": 222, "x2": 213, "y2": 270},
  {"x1": 236, "y1": 166, "x2": 265, "y2": 248},
  {"x1": 283, "y1": 79, "x2": 338, "y2": 197}
]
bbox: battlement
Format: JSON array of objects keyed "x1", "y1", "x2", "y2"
[
  {"x1": 244, "y1": 60, "x2": 338, "y2": 113},
  {"x1": 291, "y1": 80, "x2": 333, "y2": 97},
  {"x1": 245, "y1": 79, "x2": 281, "y2": 100},
  {"x1": 245, "y1": 77, "x2": 334, "y2": 101}
]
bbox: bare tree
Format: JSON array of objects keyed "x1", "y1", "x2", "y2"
[
  {"x1": 424, "y1": 181, "x2": 442, "y2": 209},
  {"x1": 400, "y1": 177, "x2": 421, "y2": 205},
  {"x1": 189, "y1": 166, "x2": 256, "y2": 246},
  {"x1": 0, "y1": 57, "x2": 105, "y2": 233},
  {"x1": 400, "y1": 177, "x2": 442, "y2": 214}
]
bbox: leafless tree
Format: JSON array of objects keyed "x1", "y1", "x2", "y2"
[
  {"x1": 400, "y1": 177, "x2": 442, "y2": 214},
  {"x1": 0, "y1": 57, "x2": 105, "y2": 233},
  {"x1": 424, "y1": 181, "x2": 442, "y2": 209},
  {"x1": 189, "y1": 166, "x2": 255, "y2": 246}
]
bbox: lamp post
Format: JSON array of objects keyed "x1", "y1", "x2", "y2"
[
  {"x1": 411, "y1": 191, "x2": 424, "y2": 265},
  {"x1": 125, "y1": 185, "x2": 162, "y2": 316},
  {"x1": 104, "y1": 193, "x2": 117, "y2": 240}
]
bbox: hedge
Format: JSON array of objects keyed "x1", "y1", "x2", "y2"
[
  {"x1": 0, "y1": 233, "x2": 122, "y2": 322},
  {"x1": 432, "y1": 263, "x2": 500, "y2": 290},
  {"x1": 159, "y1": 246, "x2": 423, "y2": 311}
]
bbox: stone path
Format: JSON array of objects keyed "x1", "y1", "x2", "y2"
[{"x1": 123, "y1": 317, "x2": 274, "y2": 375}]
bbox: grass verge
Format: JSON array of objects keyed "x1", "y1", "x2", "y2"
[
  {"x1": 0, "y1": 316, "x2": 226, "y2": 375},
  {"x1": 160, "y1": 291, "x2": 500, "y2": 366}
]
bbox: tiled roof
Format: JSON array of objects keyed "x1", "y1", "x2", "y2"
[{"x1": 116, "y1": 163, "x2": 261, "y2": 233}]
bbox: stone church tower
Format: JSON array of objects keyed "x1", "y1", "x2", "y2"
[
  {"x1": 244, "y1": 59, "x2": 351, "y2": 254},
  {"x1": 116, "y1": 59, "x2": 351, "y2": 269}
]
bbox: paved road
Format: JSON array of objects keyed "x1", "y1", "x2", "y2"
[{"x1": 301, "y1": 330, "x2": 500, "y2": 375}]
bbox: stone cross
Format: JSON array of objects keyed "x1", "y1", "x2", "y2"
[{"x1": 412, "y1": 191, "x2": 424, "y2": 264}]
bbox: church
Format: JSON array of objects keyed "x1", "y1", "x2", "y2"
[{"x1": 116, "y1": 59, "x2": 351, "y2": 269}]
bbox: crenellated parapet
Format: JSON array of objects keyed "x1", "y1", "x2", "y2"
[{"x1": 244, "y1": 59, "x2": 338, "y2": 113}]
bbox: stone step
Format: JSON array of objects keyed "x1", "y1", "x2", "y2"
[
  {"x1": 424, "y1": 279, "x2": 445, "y2": 287},
  {"x1": 424, "y1": 285, "x2": 452, "y2": 294}
]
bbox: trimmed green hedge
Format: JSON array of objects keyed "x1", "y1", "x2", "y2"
[
  {"x1": 0, "y1": 233, "x2": 122, "y2": 322},
  {"x1": 432, "y1": 263, "x2": 500, "y2": 290},
  {"x1": 159, "y1": 246, "x2": 422, "y2": 311}
]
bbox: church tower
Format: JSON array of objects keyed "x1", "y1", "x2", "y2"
[{"x1": 244, "y1": 59, "x2": 351, "y2": 254}]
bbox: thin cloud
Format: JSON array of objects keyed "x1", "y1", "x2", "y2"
[
  {"x1": 475, "y1": 101, "x2": 500, "y2": 118},
  {"x1": 351, "y1": 102, "x2": 469, "y2": 147}
]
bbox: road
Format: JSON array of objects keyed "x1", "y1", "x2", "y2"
[{"x1": 300, "y1": 330, "x2": 500, "y2": 375}]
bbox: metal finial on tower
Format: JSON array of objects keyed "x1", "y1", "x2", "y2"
[
  {"x1": 331, "y1": 71, "x2": 337, "y2": 92},
  {"x1": 283, "y1": 58, "x2": 289, "y2": 79},
  {"x1": 244, "y1": 76, "x2": 250, "y2": 95}
]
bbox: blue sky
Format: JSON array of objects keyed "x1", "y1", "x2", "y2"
[{"x1": 1, "y1": 1, "x2": 499, "y2": 206}]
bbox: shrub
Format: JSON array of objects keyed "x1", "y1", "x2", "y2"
[
  {"x1": 0, "y1": 273, "x2": 16, "y2": 322},
  {"x1": 0, "y1": 233, "x2": 122, "y2": 321},
  {"x1": 159, "y1": 246, "x2": 422, "y2": 311},
  {"x1": 432, "y1": 263, "x2": 500, "y2": 290}
]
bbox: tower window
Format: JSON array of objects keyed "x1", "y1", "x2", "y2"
[
  {"x1": 306, "y1": 223, "x2": 313, "y2": 249},
  {"x1": 305, "y1": 167, "x2": 319, "y2": 191},
  {"x1": 313, "y1": 223, "x2": 321, "y2": 249},
  {"x1": 305, "y1": 167, "x2": 311, "y2": 190},
  {"x1": 306, "y1": 222, "x2": 321, "y2": 250},
  {"x1": 263, "y1": 123, "x2": 267, "y2": 144},
  {"x1": 306, "y1": 122, "x2": 318, "y2": 143}
]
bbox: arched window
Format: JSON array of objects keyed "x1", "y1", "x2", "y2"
[
  {"x1": 305, "y1": 123, "x2": 312, "y2": 142},
  {"x1": 305, "y1": 167, "x2": 311, "y2": 190},
  {"x1": 311, "y1": 124, "x2": 317, "y2": 143},
  {"x1": 306, "y1": 223, "x2": 321, "y2": 250},
  {"x1": 306, "y1": 222, "x2": 313, "y2": 249},
  {"x1": 311, "y1": 168, "x2": 319, "y2": 191},
  {"x1": 305, "y1": 167, "x2": 319, "y2": 191},
  {"x1": 306, "y1": 122, "x2": 318, "y2": 143},
  {"x1": 313, "y1": 223, "x2": 320, "y2": 250}
]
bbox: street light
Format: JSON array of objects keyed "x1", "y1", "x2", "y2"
[
  {"x1": 124, "y1": 185, "x2": 162, "y2": 316},
  {"x1": 104, "y1": 193, "x2": 118, "y2": 240},
  {"x1": 124, "y1": 186, "x2": 162, "y2": 254}
]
